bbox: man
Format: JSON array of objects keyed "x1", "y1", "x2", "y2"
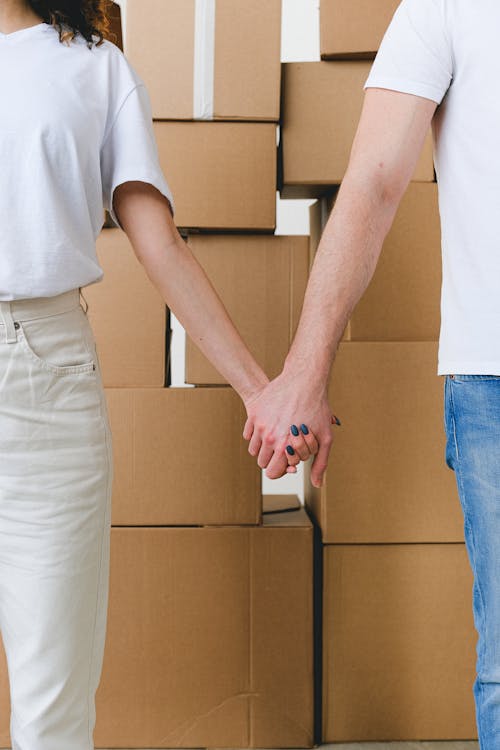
[{"x1": 243, "y1": 0, "x2": 500, "y2": 745}]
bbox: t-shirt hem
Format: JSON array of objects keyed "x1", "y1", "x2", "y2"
[
  {"x1": 364, "y1": 75, "x2": 445, "y2": 105},
  {"x1": 437, "y1": 361, "x2": 500, "y2": 376}
]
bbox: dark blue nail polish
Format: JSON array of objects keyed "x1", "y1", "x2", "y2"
[
  {"x1": 291, "y1": 424, "x2": 299, "y2": 436},
  {"x1": 335, "y1": 415, "x2": 342, "y2": 426},
  {"x1": 286, "y1": 445, "x2": 295, "y2": 456},
  {"x1": 300, "y1": 423, "x2": 309, "y2": 435}
]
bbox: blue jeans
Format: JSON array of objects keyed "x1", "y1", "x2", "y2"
[{"x1": 444, "y1": 373, "x2": 500, "y2": 748}]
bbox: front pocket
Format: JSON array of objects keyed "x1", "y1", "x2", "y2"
[{"x1": 16, "y1": 308, "x2": 96, "y2": 376}]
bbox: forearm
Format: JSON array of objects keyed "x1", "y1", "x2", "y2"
[
  {"x1": 139, "y1": 236, "x2": 269, "y2": 402},
  {"x1": 283, "y1": 173, "x2": 401, "y2": 391}
]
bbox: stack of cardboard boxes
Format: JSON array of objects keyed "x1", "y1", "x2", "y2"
[
  {"x1": 32, "y1": 2, "x2": 314, "y2": 748},
  {"x1": 301, "y1": 0, "x2": 478, "y2": 744},
  {"x1": 0, "y1": 2, "x2": 478, "y2": 747}
]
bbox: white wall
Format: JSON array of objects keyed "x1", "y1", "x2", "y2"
[{"x1": 115, "y1": 0, "x2": 321, "y2": 500}]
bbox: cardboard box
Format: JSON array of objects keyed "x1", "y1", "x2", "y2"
[
  {"x1": 81, "y1": 228, "x2": 168, "y2": 387},
  {"x1": 309, "y1": 182, "x2": 442, "y2": 340},
  {"x1": 93, "y1": 501, "x2": 314, "y2": 747},
  {"x1": 320, "y1": 0, "x2": 400, "y2": 59},
  {"x1": 107, "y1": 386, "x2": 262, "y2": 525},
  {"x1": 126, "y1": 0, "x2": 281, "y2": 121},
  {"x1": 304, "y1": 342, "x2": 464, "y2": 543},
  {"x1": 185, "y1": 234, "x2": 310, "y2": 384},
  {"x1": 106, "y1": 0, "x2": 123, "y2": 51},
  {"x1": 262, "y1": 493, "x2": 301, "y2": 513},
  {"x1": 154, "y1": 121, "x2": 277, "y2": 231},
  {"x1": 279, "y1": 61, "x2": 435, "y2": 198},
  {"x1": 322, "y1": 543, "x2": 477, "y2": 741}
]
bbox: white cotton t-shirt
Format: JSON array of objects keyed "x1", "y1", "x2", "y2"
[
  {"x1": 363, "y1": 0, "x2": 500, "y2": 376},
  {"x1": 0, "y1": 21, "x2": 174, "y2": 301}
]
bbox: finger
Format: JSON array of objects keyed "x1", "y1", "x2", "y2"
[
  {"x1": 297, "y1": 423, "x2": 319, "y2": 456},
  {"x1": 310, "y1": 434, "x2": 333, "y2": 488},
  {"x1": 257, "y1": 440, "x2": 275, "y2": 469},
  {"x1": 287, "y1": 425, "x2": 310, "y2": 461},
  {"x1": 265, "y1": 449, "x2": 291, "y2": 480},
  {"x1": 286, "y1": 464, "x2": 298, "y2": 474},
  {"x1": 284, "y1": 442, "x2": 300, "y2": 468},
  {"x1": 242, "y1": 415, "x2": 254, "y2": 441},
  {"x1": 302, "y1": 432, "x2": 319, "y2": 455},
  {"x1": 248, "y1": 428, "x2": 263, "y2": 457}
]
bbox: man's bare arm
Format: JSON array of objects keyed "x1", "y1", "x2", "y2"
[
  {"x1": 244, "y1": 87, "x2": 439, "y2": 485},
  {"x1": 283, "y1": 87, "x2": 438, "y2": 386}
]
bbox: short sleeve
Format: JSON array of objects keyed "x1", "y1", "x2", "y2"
[
  {"x1": 100, "y1": 82, "x2": 175, "y2": 229},
  {"x1": 363, "y1": 0, "x2": 453, "y2": 105}
]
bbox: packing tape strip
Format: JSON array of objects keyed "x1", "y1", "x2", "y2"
[{"x1": 193, "y1": 0, "x2": 216, "y2": 120}]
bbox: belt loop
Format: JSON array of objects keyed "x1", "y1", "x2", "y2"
[{"x1": 0, "y1": 301, "x2": 18, "y2": 343}]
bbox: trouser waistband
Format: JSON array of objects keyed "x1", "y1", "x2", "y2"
[{"x1": 0, "y1": 288, "x2": 83, "y2": 343}]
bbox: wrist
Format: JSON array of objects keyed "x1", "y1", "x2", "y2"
[
  {"x1": 236, "y1": 368, "x2": 269, "y2": 407},
  {"x1": 282, "y1": 354, "x2": 330, "y2": 397}
]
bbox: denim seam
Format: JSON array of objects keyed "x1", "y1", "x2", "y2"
[
  {"x1": 86, "y1": 409, "x2": 112, "y2": 746},
  {"x1": 448, "y1": 378, "x2": 460, "y2": 463},
  {"x1": 449, "y1": 379, "x2": 488, "y2": 742}
]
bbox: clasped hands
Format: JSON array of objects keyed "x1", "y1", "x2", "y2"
[{"x1": 241, "y1": 369, "x2": 340, "y2": 488}]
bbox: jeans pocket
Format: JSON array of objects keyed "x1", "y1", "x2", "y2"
[{"x1": 17, "y1": 306, "x2": 96, "y2": 377}]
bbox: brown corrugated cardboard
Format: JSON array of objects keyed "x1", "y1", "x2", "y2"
[
  {"x1": 154, "y1": 121, "x2": 277, "y2": 231},
  {"x1": 309, "y1": 182, "x2": 442, "y2": 340},
  {"x1": 125, "y1": 0, "x2": 281, "y2": 121},
  {"x1": 185, "y1": 234, "x2": 310, "y2": 384},
  {"x1": 92, "y1": 506, "x2": 314, "y2": 747},
  {"x1": 82, "y1": 228, "x2": 168, "y2": 387},
  {"x1": 107, "y1": 386, "x2": 262, "y2": 525},
  {"x1": 320, "y1": 0, "x2": 400, "y2": 59},
  {"x1": 304, "y1": 342, "x2": 464, "y2": 543},
  {"x1": 106, "y1": 0, "x2": 123, "y2": 51},
  {"x1": 262, "y1": 493, "x2": 301, "y2": 513},
  {"x1": 280, "y1": 62, "x2": 435, "y2": 198},
  {"x1": 322, "y1": 543, "x2": 477, "y2": 741}
]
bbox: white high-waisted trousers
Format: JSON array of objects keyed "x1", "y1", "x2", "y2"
[{"x1": 0, "y1": 287, "x2": 113, "y2": 750}]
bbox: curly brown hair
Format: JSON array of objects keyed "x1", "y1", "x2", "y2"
[{"x1": 27, "y1": 0, "x2": 117, "y2": 48}]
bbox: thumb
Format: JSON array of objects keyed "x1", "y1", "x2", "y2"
[{"x1": 309, "y1": 436, "x2": 333, "y2": 488}]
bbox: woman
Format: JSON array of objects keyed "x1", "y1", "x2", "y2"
[{"x1": 0, "y1": 1, "x2": 321, "y2": 748}]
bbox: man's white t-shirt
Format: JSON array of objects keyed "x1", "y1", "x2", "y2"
[
  {"x1": 0, "y1": 21, "x2": 174, "y2": 301},
  {"x1": 364, "y1": 0, "x2": 500, "y2": 376}
]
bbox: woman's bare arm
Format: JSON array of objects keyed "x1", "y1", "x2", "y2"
[{"x1": 111, "y1": 181, "x2": 271, "y2": 407}]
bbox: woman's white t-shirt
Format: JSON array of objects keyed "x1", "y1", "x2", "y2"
[
  {"x1": 364, "y1": 0, "x2": 500, "y2": 376},
  {"x1": 0, "y1": 21, "x2": 174, "y2": 301}
]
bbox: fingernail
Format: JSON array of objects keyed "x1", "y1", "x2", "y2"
[
  {"x1": 300, "y1": 423, "x2": 309, "y2": 435},
  {"x1": 286, "y1": 445, "x2": 295, "y2": 456},
  {"x1": 291, "y1": 424, "x2": 299, "y2": 436},
  {"x1": 334, "y1": 415, "x2": 341, "y2": 426}
]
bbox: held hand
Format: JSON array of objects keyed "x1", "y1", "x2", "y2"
[
  {"x1": 242, "y1": 370, "x2": 337, "y2": 488},
  {"x1": 284, "y1": 414, "x2": 341, "y2": 478}
]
